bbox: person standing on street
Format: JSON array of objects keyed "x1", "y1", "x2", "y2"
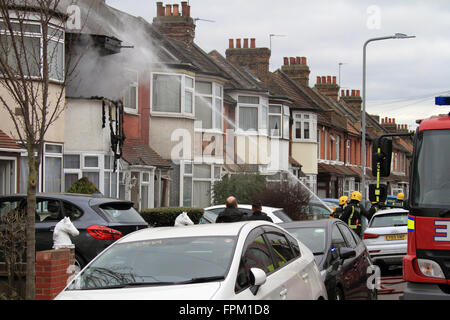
[
  {"x1": 216, "y1": 196, "x2": 245, "y2": 223},
  {"x1": 340, "y1": 191, "x2": 369, "y2": 237},
  {"x1": 246, "y1": 201, "x2": 273, "y2": 222},
  {"x1": 333, "y1": 196, "x2": 348, "y2": 219}
]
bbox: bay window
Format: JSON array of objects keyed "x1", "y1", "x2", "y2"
[
  {"x1": 238, "y1": 95, "x2": 259, "y2": 132},
  {"x1": 0, "y1": 20, "x2": 64, "y2": 81},
  {"x1": 269, "y1": 105, "x2": 282, "y2": 137},
  {"x1": 152, "y1": 73, "x2": 194, "y2": 115},
  {"x1": 195, "y1": 81, "x2": 223, "y2": 130}
]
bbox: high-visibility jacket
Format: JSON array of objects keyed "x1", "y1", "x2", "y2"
[{"x1": 345, "y1": 204, "x2": 362, "y2": 230}]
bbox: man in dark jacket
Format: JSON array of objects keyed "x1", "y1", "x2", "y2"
[
  {"x1": 246, "y1": 201, "x2": 273, "y2": 222},
  {"x1": 216, "y1": 196, "x2": 245, "y2": 223}
]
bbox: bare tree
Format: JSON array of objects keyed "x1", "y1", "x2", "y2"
[{"x1": 0, "y1": 0, "x2": 87, "y2": 299}]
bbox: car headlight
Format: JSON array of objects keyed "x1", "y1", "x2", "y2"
[{"x1": 417, "y1": 259, "x2": 445, "y2": 279}]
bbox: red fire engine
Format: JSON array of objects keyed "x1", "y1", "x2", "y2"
[{"x1": 372, "y1": 98, "x2": 450, "y2": 299}]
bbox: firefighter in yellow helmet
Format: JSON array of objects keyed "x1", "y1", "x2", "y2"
[
  {"x1": 332, "y1": 196, "x2": 348, "y2": 219},
  {"x1": 340, "y1": 191, "x2": 369, "y2": 237},
  {"x1": 396, "y1": 192, "x2": 405, "y2": 207}
]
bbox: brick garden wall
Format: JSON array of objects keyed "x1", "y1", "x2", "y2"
[{"x1": 35, "y1": 249, "x2": 75, "y2": 300}]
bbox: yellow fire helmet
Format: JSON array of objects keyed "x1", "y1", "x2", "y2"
[
  {"x1": 339, "y1": 196, "x2": 348, "y2": 206},
  {"x1": 397, "y1": 192, "x2": 405, "y2": 201},
  {"x1": 350, "y1": 191, "x2": 362, "y2": 202}
]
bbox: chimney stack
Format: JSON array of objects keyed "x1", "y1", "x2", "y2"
[
  {"x1": 153, "y1": 2, "x2": 196, "y2": 43},
  {"x1": 315, "y1": 74, "x2": 340, "y2": 101},
  {"x1": 340, "y1": 88, "x2": 362, "y2": 111},
  {"x1": 225, "y1": 38, "x2": 271, "y2": 83},
  {"x1": 280, "y1": 56, "x2": 310, "y2": 87}
]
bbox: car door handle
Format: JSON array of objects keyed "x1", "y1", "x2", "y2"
[{"x1": 280, "y1": 288, "x2": 288, "y2": 297}]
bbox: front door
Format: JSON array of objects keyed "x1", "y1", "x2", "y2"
[{"x1": 130, "y1": 172, "x2": 140, "y2": 210}]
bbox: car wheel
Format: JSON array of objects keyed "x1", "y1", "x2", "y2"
[{"x1": 335, "y1": 286, "x2": 345, "y2": 300}]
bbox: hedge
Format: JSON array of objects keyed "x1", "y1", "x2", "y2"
[{"x1": 140, "y1": 207, "x2": 204, "y2": 227}]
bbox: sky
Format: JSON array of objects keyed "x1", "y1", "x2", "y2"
[{"x1": 105, "y1": 0, "x2": 450, "y2": 130}]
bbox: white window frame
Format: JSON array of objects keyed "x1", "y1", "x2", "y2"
[
  {"x1": 139, "y1": 170, "x2": 154, "y2": 210},
  {"x1": 237, "y1": 95, "x2": 261, "y2": 134},
  {"x1": 346, "y1": 139, "x2": 351, "y2": 164},
  {"x1": 336, "y1": 135, "x2": 341, "y2": 162},
  {"x1": 43, "y1": 142, "x2": 63, "y2": 193},
  {"x1": 317, "y1": 129, "x2": 321, "y2": 159},
  {"x1": 0, "y1": 19, "x2": 65, "y2": 82},
  {"x1": 268, "y1": 104, "x2": 282, "y2": 138},
  {"x1": 122, "y1": 69, "x2": 138, "y2": 114},
  {"x1": 292, "y1": 111, "x2": 317, "y2": 142},
  {"x1": 0, "y1": 156, "x2": 17, "y2": 195},
  {"x1": 150, "y1": 72, "x2": 194, "y2": 116},
  {"x1": 195, "y1": 81, "x2": 223, "y2": 132},
  {"x1": 181, "y1": 162, "x2": 222, "y2": 207}
]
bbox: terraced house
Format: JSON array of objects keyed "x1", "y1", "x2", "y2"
[{"x1": 0, "y1": 0, "x2": 413, "y2": 208}]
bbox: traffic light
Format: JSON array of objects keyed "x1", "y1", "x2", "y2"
[
  {"x1": 369, "y1": 183, "x2": 387, "y2": 203},
  {"x1": 372, "y1": 137, "x2": 392, "y2": 177}
]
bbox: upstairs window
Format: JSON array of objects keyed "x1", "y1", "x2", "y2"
[
  {"x1": 151, "y1": 73, "x2": 194, "y2": 115},
  {"x1": 122, "y1": 70, "x2": 138, "y2": 113},
  {"x1": 0, "y1": 20, "x2": 65, "y2": 81},
  {"x1": 238, "y1": 95, "x2": 259, "y2": 132},
  {"x1": 195, "y1": 81, "x2": 223, "y2": 130},
  {"x1": 293, "y1": 112, "x2": 317, "y2": 142}
]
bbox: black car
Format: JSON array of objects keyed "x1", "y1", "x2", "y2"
[
  {"x1": 0, "y1": 193, "x2": 148, "y2": 269},
  {"x1": 280, "y1": 219, "x2": 377, "y2": 300}
]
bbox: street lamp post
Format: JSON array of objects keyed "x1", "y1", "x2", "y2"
[{"x1": 361, "y1": 33, "x2": 415, "y2": 203}]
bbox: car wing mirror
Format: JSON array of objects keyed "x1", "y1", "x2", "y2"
[
  {"x1": 339, "y1": 247, "x2": 356, "y2": 260},
  {"x1": 249, "y1": 268, "x2": 266, "y2": 296}
]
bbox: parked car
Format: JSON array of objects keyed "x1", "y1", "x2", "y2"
[
  {"x1": 280, "y1": 219, "x2": 377, "y2": 300},
  {"x1": 56, "y1": 221, "x2": 328, "y2": 300},
  {"x1": 363, "y1": 208, "x2": 408, "y2": 271},
  {"x1": 0, "y1": 193, "x2": 148, "y2": 269},
  {"x1": 299, "y1": 199, "x2": 334, "y2": 220},
  {"x1": 199, "y1": 204, "x2": 292, "y2": 224}
]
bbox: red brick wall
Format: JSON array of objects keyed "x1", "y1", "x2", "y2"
[{"x1": 35, "y1": 249, "x2": 75, "y2": 300}]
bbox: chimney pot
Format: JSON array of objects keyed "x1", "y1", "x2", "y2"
[
  {"x1": 317, "y1": 76, "x2": 321, "y2": 84},
  {"x1": 356, "y1": 90, "x2": 360, "y2": 97},
  {"x1": 236, "y1": 39, "x2": 241, "y2": 48},
  {"x1": 283, "y1": 57, "x2": 289, "y2": 65},
  {"x1": 173, "y1": 4, "x2": 179, "y2": 16},
  {"x1": 332, "y1": 76, "x2": 336, "y2": 84},
  {"x1": 351, "y1": 89, "x2": 356, "y2": 96},
  {"x1": 181, "y1": 1, "x2": 188, "y2": 16},
  {"x1": 165, "y1": 4, "x2": 172, "y2": 16},
  {"x1": 187, "y1": 4, "x2": 191, "y2": 17},
  {"x1": 301, "y1": 57, "x2": 307, "y2": 65},
  {"x1": 229, "y1": 39, "x2": 234, "y2": 49},
  {"x1": 341, "y1": 90, "x2": 345, "y2": 96},
  {"x1": 327, "y1": 76, "x2": 331, "y2": 84},
  {"x1": 290, "y1": 57, "x2": 296, "y2": 65},
  {"x1": 243, "y1": 38, "x2": 249, "y2": 48},
  {"x1": 157, "y1": 2, "x2": 164, "y2": 17},
  {"x1": 381, "y1": 118, "x2": 384, "y2": 124},
  {"x1": 250, "y1": 38, "x2": 256, "y2": 48},
  {"x1": 346, "y1": 89, "x2": 350, "y2": 96},
  {"x1": 322, "y1": 76, "x2": 327, "y2": 84},
  {"x1": 296, "y1": 57, "x2": 301, "y2": 65}
]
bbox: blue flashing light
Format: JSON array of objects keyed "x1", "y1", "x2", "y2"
[{"x1": 435, "y1": 96, "x2": 450, "y2": 105}]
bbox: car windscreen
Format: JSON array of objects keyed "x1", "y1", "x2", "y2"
[
  {"x1": 98, "y1": 202, "x2": 146, "y2": 223},
  {"x1": 412, "y1": 130, "x2": 450, "y2": 210},
  {"x1": 67, "y1": 236, "x2": 237, "y2": 290},
  {"x1": 284, "y1": 227, "x2": 326, "y2": 254},
  {"x1": 369, "y1": 213, "x2": 408, "y2": 228},
  {"x1": 272, "y1": 209, "x2": 292, "y2": 222}
]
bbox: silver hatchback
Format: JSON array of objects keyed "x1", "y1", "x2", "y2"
[{"x1": 363, "y1": 208, "x2": 408, "y2": 270}]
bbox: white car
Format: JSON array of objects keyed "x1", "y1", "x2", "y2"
[
  {"x1": 200, "y1": 204, "x2": 292, "y2": 224},
  {"x1": 55, "y1": 221, "x2": 327, "y2": 300},
  {"x1": 363, "y1": 208, "x2": 408, "y2": 270}
]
